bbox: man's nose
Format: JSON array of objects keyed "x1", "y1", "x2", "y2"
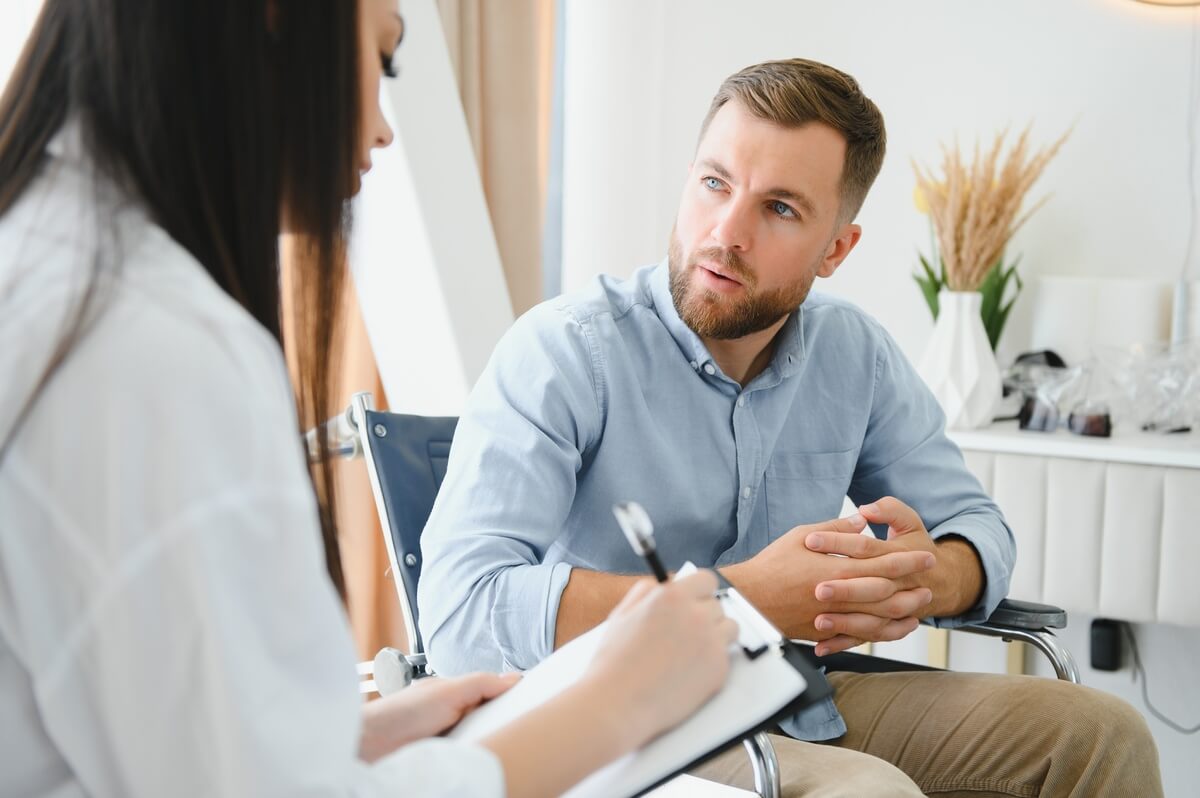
[{"x1": 709, "y1": 198, "x2": 753, "y2": 251}]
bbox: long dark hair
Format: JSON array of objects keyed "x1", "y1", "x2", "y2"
[{"x1": 0, "y1": 0, "x2": 359, "y2": 597}]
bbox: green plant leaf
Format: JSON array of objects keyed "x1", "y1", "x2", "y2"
[
  {"x1": 977, "y1": 256, "x2": 1023, "y2": 350},
  {"x1": 995, "y1": 277, "x2": 1022, "y2": 345},
  {"x1": 914, "y1": 252, "x2": 943, "y2": 319}
]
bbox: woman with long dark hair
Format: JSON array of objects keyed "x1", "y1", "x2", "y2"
[{"x1": 0, "y1": 1, "x2": 736, "y2": 795}]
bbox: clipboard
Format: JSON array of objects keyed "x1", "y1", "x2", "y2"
[{"x1": 446, "y1": 563, "x2": 829, "y2": 798}]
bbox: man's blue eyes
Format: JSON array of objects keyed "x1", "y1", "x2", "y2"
[{"x1": 702, "y1": 177, "x2": 797, "y2": 219}]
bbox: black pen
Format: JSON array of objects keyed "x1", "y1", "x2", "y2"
[
  {"x1": 613, "y1": 500, "x2": 772, "y2": 660},
  {"x1": 612, "y1": 501, "x2": 669, "y2": 581}
]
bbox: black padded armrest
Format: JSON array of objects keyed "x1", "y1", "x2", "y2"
[{"x1": 985, "y1": 598, "x2": 1067, "y2": 630}]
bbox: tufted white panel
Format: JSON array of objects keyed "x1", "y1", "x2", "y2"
[
  {"x1": 993, "y1": 455, "x2": 1048, "y2": 603},
  {"x1": 1158, "y1": 469, "x2": 1200, "y2": 627},
  {"x1": 1043, "y1": 459, "x2": 1105, "y2": 614},
  {"x1": 960, "y1": 454, "x2": 1200, "y2": 627}
]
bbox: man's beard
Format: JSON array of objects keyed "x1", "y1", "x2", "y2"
[{"x1": 667, "y1": 231, "x2": 815, "y2": 340}]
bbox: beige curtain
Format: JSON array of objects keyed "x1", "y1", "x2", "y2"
[
  {"x1": 438, "y1": 0, "x2": 555, "y2": 317},
  {"x1": 329, "y1": 1, "x2": 556, "y2": 661}
]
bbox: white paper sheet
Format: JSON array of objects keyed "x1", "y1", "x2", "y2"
[{"x1": 447, "y1": 564, "x2": 807, "y2": 798}]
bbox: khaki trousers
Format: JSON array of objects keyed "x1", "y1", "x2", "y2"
[{"x1": 691, "y1": 671, "x2": 1162, "y2": 797}]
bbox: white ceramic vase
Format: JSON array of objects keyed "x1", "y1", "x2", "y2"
[{"x1": 917, "y1": 290, "x2": 1002, "y2": 430}]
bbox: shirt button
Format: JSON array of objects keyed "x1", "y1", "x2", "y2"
[
  {"x1": 737, "y1": 396, "x2": 745, "y2": 408},
  {"x1": 703, "y1": 363, "x2": 716, "y2": 375},
  {"x1": 742, "y1": 486, "x2": 752, "y2": 500}
]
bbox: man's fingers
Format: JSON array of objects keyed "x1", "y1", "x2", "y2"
[
  {"x1": 878, "y1": 550, "x2": 935, "y2": 579},
  {"x1": 814, "y1": 635, "x2": 863, "y2": 657},
  {"x1": 806, "y1": 529, "x2": 890, "y2": 558},
  {"x1": 813, "y1": 612, "x2": 920, "y2": 643},
  {"x1": 814, "y1": 576, "x2": 897, "y2": 603},
  {"x1": 858, "y1": 496, "x2": 923, "y2": 535},
  {"x1": 815, "y1": 586, "x2": 933, "y2": 619},
  {"x1": 840, "y1": 549, "x2": 934, "y2": 580},
  {"x1": 795, "y1": 513, "x2": 867, "y2": 537},
  {"x1": 878, "y1": 587, "x2": 933, "y2": 618},
  {"x1": 878, "y1": 616, "x2": 920, "y2": 640}
]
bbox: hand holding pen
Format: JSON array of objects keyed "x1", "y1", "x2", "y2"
[{"x1": 612, "y1": 501, "x2": 772, "y2": 658}]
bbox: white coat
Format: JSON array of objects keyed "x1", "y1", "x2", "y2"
[{"x1": 0, "y1": 123, "x2": 503, "y2": 797}]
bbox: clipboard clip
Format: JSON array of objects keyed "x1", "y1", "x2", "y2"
[
  {"x1": 676, "y1": 561, "x2": 786, "y2": 662},
  {"x1": 616, "y1": 501, "x2": 790, "y2": 664},
  {"x1": 716, "y1": 574, "x2": 786, "y2": 661}
]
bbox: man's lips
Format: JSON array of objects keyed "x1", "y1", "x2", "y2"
[{"x1": 696, "y1": 261, "x2": 744, "y2": 285}]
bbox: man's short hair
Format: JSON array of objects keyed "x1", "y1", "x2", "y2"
[{"x1": 699, "y1": 58, "x2": 886, "y2": 223}]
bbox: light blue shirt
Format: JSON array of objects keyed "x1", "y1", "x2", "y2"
[{"x1": 419, "y1": 261, "x2": 1014, "y2": 741}]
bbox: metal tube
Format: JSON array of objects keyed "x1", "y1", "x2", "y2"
[
  {"x1": 960, "y1": 623, "x2": 1082, "y2": 684},
  {"x1": 743, "y1": 731, "x2": 781, "y2": 798}
]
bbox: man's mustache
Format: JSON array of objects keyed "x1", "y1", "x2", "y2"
[{"x1": 689, "y1": 247, "x2": 754, "y2": 287}]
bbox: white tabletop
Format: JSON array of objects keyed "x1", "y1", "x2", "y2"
[{"x1": 947, "y1": 420, "x2": 1200, "y2": 469}]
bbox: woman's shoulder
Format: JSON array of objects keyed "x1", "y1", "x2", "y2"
[
  {"x1": 0, "y1": 159, "x2": 300, "y2": 485},
  {"x1": 6, "y1": 157, "x2": 286, "y2": 375}
]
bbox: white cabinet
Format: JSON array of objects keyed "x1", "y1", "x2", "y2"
[{"x1": 948, "y1": 423, "x2": 1200, "y2": 627}]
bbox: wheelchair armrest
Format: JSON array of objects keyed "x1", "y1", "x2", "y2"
[
  {"x1": 984, "y1": 598, "x2": 1067, "y2": 631},
  {"x1": 958, "y1": 600, "x2": 1080, "y2": 683}
]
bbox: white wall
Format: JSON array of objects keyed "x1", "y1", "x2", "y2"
[
  {"x1": 561, "y1": 0, "x2": 1200, "y2": 792},
  {"x1": 0, "y1": 2, "x2": 40, "y2": 82},
  {"x1": 562, "y1": 0, "x2": 1198, "y2": 364},
  {"x1": 353, "y1": 0, "x2": 513, "y2": 415}
]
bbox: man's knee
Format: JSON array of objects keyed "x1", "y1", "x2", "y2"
[
  {"x1": 1066, "y1": 683, "x2": 1157, "y2": 758},
  {"x1": 1009, "y1": 677, "x2": 1162, "y2": 794},
  {"x1": 773, "y1": 736, "x2": 924, "y2": 798},
  {"x1": 1021, "y1": 678, "x2": 1152, "y2": 751},
  {"x1": 691, "y1": 734, "x2": 923, "y2": 798}
]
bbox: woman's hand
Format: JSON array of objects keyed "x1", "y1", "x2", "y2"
[
  {"x1": 584, "y1": 570, "x2": 739, "y2": 748},
  {"x1": 359, "y1": 671, "x2": 521, "y2": 762},
  {"x1": 477, "y1": 570, "x2": 737, "y2": 797}
]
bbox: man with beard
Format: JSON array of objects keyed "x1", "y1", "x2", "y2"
[{"x1": 418, "y1": 59, "x2": 1161, "y2": 795}]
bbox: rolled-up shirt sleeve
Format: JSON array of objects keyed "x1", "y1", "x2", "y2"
[
  {"x1": 419, "y1": 304, "x2": 604, "y2": 674},
  {"x1": 849, "y1": 322, "x2": 1015, "y2": 626}
]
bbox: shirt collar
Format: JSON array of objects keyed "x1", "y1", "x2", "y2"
[
  {"x1": 45, "y1": 116, "x2": 86, "y2": 164},
  {"x1": 648, "y1": 259, "x2": 714, "y2": 371},
  {"x1": 648, "y1": 259, "x2": 808, "y2": 385}
]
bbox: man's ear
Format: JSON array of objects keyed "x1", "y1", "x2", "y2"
[{"x1": 817, "y1": 223, "x2": 862, "y2": 278}]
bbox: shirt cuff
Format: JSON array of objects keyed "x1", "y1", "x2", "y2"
[
  {"x1": 777, "y1": 694, "x2": 847, "y2": 742},
  {"x1": 491, "y1": 561, "x2": 574, "y2": 670},
  {"x1": 925, "y1": 515, "x2": 1013, "y2": 628}
]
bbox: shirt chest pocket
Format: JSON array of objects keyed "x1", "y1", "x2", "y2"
[{"x1": 763, "y1": 448, "x2": 857, "y2": 534}]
